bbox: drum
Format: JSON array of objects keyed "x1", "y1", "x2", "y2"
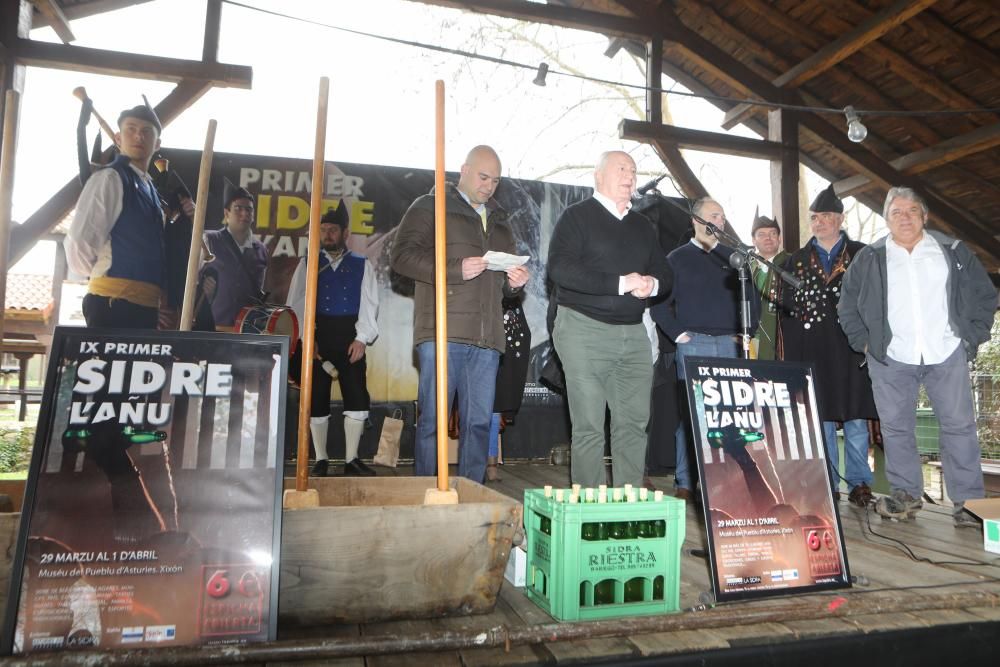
[{"x1": 234, "y1": 305, "x2": 300, "y2": 355}]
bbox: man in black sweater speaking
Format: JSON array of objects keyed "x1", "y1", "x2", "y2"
[
  {"x1": 548, "y1": 151, "x2": 673, "y2": 488},
  {"x1": 651, "y1": 197, "x2": 758, "y2": 500}
]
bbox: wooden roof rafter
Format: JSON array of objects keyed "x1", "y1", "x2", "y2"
[
  {"x1": 30, "y1": 0, "x2": 75, "y2": 43},
  {"x1": 619, "y1": 1, "x2": 1000, "y2": 258},
  {"x1": 401, "y1": 0, "x2": 1000, "y2": 271},
  {"x1": 834, "y1": 121, "x2": 1000, "y2": 196},
  {"x1": 5, "y1": 0, "x2": 251, "y2": 264},
  {"x1": 723, "y1": 0, "x2": 994, "y2": 131},
  {"x1": 720, "y1": 0, "x2": 940, "y2": 128}
]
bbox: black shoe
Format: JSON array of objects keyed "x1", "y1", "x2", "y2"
[
  {"x1": 848, "y1": 483, "x2": 874, "y2": 508},
  {"x1": 311, "y1": 459, "x2": 329, "y2": 477},
  {"x1": 344, "y1": 458, "x2": 376, "y2": 477}
]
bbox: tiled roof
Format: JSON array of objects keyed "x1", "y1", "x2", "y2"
[{"x1": 5, "y1": 274, "x2": 53, "y2": 311}]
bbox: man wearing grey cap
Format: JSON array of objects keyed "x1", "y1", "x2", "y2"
[
  {"x1": 780, "y1": 184, "x2": 878, "y2": 508},
  {"x1": 66, "y1": 98, "x2": 165, "y2": 329},
  {"x1": 839, "y1": 187, "x2": 997, "y2": 526}
]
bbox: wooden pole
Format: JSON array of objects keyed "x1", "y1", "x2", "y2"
[
  {"x1": 295, "y1": 77, "x2": 329, "y2": 494},
  {"x1": 72, "y1": 86, "x2": 116, "y2": 142},
  {"x1": 424, "y1": 81, "x2": 457, "y2": 505},
  {"x1": 434, "y1": 80, "x2": 449, "y2": 492},
  {"x1": 0, "y1": 90, "x2": 20, "y2": 345},
  {"x1": 178, "y1": 119, "x2": 217, "y2": 331}
]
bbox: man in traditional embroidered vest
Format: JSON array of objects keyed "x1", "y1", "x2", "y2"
[
  {"x1": 201, "y1": 179, "x2": 269, "y2": 329},
  {"x1": 749, "y1": 211, "x2": 789, "y2": 361},
  {"x1": 66, "y1": 99, "x2": 165, "y2": 328},
  {"x1": 287, "y1": 203, "x2": 379, "y2": 477},
  {"x1": 780, "y1": 184, "x2": 878, "y2": 508}
]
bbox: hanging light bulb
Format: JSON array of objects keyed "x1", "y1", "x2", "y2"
[
  {"x1": 532, "y1": 62, "x2": 549, "y2": 87},
  {"x1": 844, "y1": 106, "x2": 868, "y2": 143}
]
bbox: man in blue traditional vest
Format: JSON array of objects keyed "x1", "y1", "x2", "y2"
[
  {"x1": 66, "y1": 98, "x2": 165, "y2": 328},
  {"x1": 287, "y1": 202, "x2": 379, "y2": 477}
]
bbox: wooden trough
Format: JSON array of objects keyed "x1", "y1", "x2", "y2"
[{"x1": 278, "y1": 476, "x2": 522, "y2": 626}]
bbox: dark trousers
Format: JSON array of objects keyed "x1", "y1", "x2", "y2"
[
  {"x1": 291, "y1": 314, "x2": 370, "y2": 417},
  {"x1": 83, "y1": 293, "x2": 158, "y2": 329}
]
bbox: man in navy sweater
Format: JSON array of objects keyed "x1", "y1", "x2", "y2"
[
  {"x1": 651, "y1": 198, "x2": 759, "y2": 500},
  {"x1": 548, "y1": 151, "x2": 673, "y2": 488}
]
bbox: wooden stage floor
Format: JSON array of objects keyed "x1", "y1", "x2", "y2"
[{"x1": 277, "y1": 461, "x2": 1000, "y2": 666}]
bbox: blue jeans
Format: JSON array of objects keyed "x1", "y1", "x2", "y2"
[
  {"x1": 823, "y1": 419, "x2": 873, "y2": 491},
  {"x1": 674, "y1": 333, "x2": 740, "y2": 490},
  {"x1": 488, "y1": 413, "x2": 501, "y2": 458},
  {"x1": 415, "y1": 341, "x2": 500, "y2": 482}
]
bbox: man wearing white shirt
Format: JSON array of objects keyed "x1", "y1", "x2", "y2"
[
  {"x1": 548, "y1": 150, "x2": 673, "y2": 488},
  {"x1": 839, "y1": 187, "x2": 997, "y2": 526},
  {"x1": 287, "y1": 203, "x2": 379, "y2": 477},
  {"x1": 66, "y1": 100, "x2": 165, "y2": 328}
]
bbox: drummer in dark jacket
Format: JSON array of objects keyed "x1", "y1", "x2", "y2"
[
  {"x1": 391, "y1": 145, "x2": 530, "y2": 484},
  {"x1": 780, "y1": 184, "x2": 878, "y2": 507},
  {"x1": 287, "y1": 203, "x2": 379, "y2": 477},
  {"x1": 201, "y1": 179, "x2": 269, "y2": 329}
]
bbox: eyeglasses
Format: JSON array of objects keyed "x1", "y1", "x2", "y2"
[{"x1": 230, "y1": 204, "x2": 254, "y2": 214}]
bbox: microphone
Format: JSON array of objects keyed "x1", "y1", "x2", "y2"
[{"x1": 635, "y1": 173, "x2": 668, "y2": 197}]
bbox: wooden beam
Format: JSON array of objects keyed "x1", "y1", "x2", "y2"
[
  {"x1": 722, "y1": 0, "x2": 939, "y2": 129},
  {"x1": 0, "y1": 0, "x2": 30, "y2": 168},
  {"x1": 834, "y1": 122, "x2": 1000, "y2": 196},
  {"x1": 734, "y1": 0, "x2": 994, "y2": 129},
  {"x1": 906, "y1": 9, "x2": 1000, "y2": 82},
  {"x1": 773, "y1": 0, "x2": 937, "y2": 88},
  {"x1": 8, "y1": 79, "x2": 213, "y2": 264},
  {"x1": 694, "y1": 2, "x2": 946, "y2": 148},
  {"x1": 31, "y1": 0, "x2": 75, "y2": 43},
  {"x1": 768, "y1": 107, "x2": 800, "y2": 251},
  {"x1": 650, "y1": 140, "x2": 707, "y2": 200},
  {"x1": 13, "y1": 37, "x2": 252, "y2": 88},
  {"x1": 404, "y1": 0, "x2": 647, "y2": 38},
  {"x1": 799, "y1": 114, "x2": 1000, "y2": 258},
  {"x1": 31, "y1": 0, "x2": 153, "y2": 26},
  {"x1": 645, "y1": 35, "x2": 661, "y2": 124},
  {"x1": 612, "y1": 0, "x2": 1000, "y2": 264},
  {"x1": 619, "y1": 119, "x2": 784, "y2": 159},
  {"x1": 203, "y1": 0, "x2": 221, "y2": 63},
  {"x1": 154, "y1": 78, "x2": 213, "y2": 126}
]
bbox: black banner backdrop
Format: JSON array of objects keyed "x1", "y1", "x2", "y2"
[
  {"x1": 2, "y1": 328, "x2": 288, "y2": 655},
  {"x1": 160, "y1": 147, "x2": 594, "y2": 406},
  {"x1": 684, "y1": 356, "x2": 851, "y2": 603}
]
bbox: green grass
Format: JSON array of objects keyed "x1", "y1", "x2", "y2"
[{"x1": 0, "y1": 471, "x2": 27, "y2": 480}]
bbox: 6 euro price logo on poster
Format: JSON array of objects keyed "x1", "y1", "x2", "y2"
[{"x1": 199, "y1": 565, "x2": 265, "y2": 637}]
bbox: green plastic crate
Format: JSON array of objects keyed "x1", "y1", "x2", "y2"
[{"x1": 523, "y1": 488, "x2": 685, "y2": 621}]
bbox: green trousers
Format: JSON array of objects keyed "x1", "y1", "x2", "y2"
[{"x1": 553, "y1": 306, "x2": 653, "y2": 488}]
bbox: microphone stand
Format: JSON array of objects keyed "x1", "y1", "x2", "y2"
[{"x1": 638, "y1": 190, "x2": 803, "y2": 360}]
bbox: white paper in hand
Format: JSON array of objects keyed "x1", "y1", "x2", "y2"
[{"x1": 484, "y1": 250, "x2": 530, "y2": 271}]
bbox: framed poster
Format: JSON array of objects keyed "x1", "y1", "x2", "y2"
[
  {"x1": 2, "y1": 327, "x2": 288, "y2": 655},
  {"x1": 684, "y1": 356, "x2": 851, "y2": 603}
]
